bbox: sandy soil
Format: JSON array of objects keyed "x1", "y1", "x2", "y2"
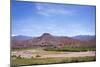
[
  {"x1": 40, "y1": 51, "x2": 96, "y2": 58},
  {"x1": 12, "y1": 51, "x2": 96, "y2": 58}
]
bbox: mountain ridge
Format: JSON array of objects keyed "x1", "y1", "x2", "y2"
[{"x1": 11, "y1": 33, "x2": 96, "y2": 48}]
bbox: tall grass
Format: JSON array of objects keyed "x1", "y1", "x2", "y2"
[{"x1": 11, "y1": 56, "x2": 96, "y2": 67}]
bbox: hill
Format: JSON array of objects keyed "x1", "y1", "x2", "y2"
[{"x1": 11, "y1": 33, "x2": 96, "y2": 48}]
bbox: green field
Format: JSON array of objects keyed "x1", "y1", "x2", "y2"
[
  {"x1": 12, "y1": 47, "x2": 96, "y2": 52},
  {"x1": 11, "y1": 56, "x2": 95, "y2": 67},
  {"x1": 43, "y1": 47, "x2": 96, "y2": 52}
]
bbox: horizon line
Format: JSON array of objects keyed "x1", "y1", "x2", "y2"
[{"x1": 12, "y1": 33, "x2": 96, "y2": 37}]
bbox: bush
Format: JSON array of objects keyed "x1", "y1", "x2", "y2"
[
  {"x1": 17, "y1": 55, "x2": 22, "y2": 59},
  {"x1": 35, "y1": 55, "x2": 41, "y2": 57}
]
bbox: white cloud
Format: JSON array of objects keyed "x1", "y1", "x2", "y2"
[
  {"x1": 12, "y1": 34, "x2": 16, "y2": 36},
  {"x1": 35, "y1": 3, "x2": 76, "y2": 16}
]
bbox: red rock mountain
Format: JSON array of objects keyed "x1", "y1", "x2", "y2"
[{"x1": 11, "y1": 33, "x2": 96, "y2": 48}]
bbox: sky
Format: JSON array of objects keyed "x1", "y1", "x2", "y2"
[{"x1": 12, "y1": 0, "x2": 96, "y2": 37}]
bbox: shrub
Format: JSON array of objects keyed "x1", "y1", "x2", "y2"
[
  {"x1": 17, "y1": 55, "x2": 22, "y2": 59},
  {"x1": 36, "y1": 55, "x2": 41, "y2": 57}
]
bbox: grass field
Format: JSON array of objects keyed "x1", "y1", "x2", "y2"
[
  {"x1": 11, "y1": 56, "x2": 96, "y2": 67},
  {"x1": 43, "y1": 47, "x2": 96, "y2": 52},
  {"x1": 12, "y1": 47, "x2": 96, "y2": 52}
]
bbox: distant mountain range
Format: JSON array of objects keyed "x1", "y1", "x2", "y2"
[
  {"x1": 12, "y1": 35, "x2": 32, "y2": 41},
  {"x1": 72, "y1": 35, "x2": 96, "y2": 41},
  {"x1": 11, "y1": 33, "x2": 96, "y2": 48}
]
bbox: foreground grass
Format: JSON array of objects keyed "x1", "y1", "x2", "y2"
[
  {"x1": 11, "y1": 56, "x2": 96, "y2": 67},
  {"x1": 44, "y1": 47, "x2": 96, "y2": 52}
]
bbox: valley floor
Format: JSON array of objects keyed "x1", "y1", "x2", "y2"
[{"x1": 11, "y1": 48, "x2": 96, "y2": 66}]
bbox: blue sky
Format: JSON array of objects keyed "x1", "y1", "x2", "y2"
[{"x1": 12, "y1": 1, "x2": 96, "y2": 37}]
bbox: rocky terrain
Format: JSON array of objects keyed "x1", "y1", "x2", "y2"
[{"x1": 11, "y1": 33, "x2": 96, "y2": 48}]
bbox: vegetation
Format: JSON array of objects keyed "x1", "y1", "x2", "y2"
[
  {"x1": 12, "y1": 46, "x2": 96, "y2": 52},
  {"x1": 35, "y1": 55, "x2": 41, "y2": 57},
  {"x1": 11, "y1": 56, "x2": 96, "y2": 67},
  {"x1": 12, "y1": 47, "x2": 46, "y2": 51},
  {"x1": 43, "y1": 47, "x2": 96, "y2": 52},
  {"x1": 11, "y1": 46, "x2": 96, "y2": 66}
]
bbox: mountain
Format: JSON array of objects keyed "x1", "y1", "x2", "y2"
[
  {"x1": 11, "y1": 33, "x2": 96, "y2": 48},
  {"x1": 72, "y1": 35, "x2": 96, "y2": 41},
  {"x1": 12, "y1": 35, "x2": 32, "y2": 41}
]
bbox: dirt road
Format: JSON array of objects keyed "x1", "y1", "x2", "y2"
[
  {"x1": 12, "y1": 51, "x2": 96, "y2": 58},
  {"x1": 40, "y1": 51, "x2": 95, "y2": 58}
]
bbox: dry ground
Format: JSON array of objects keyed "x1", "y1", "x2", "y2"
[{"x1": 12, "y1": 49, "x2": 96, "y2": 58}]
